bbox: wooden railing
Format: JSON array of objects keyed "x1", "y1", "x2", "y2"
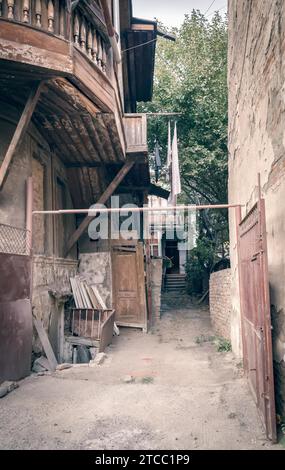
[
  {"x1": 124, "y1": 114, "x2": 148, "y2": 154},
  {"x1": 0, "y1": 0, "x2": 110, "y2": 75},
  {"x1": 72, "y1": 6, "x2": 108, "y2": 75},
  {"x1": 0, "y1": 0, "x2": 70, "y2": 39}
]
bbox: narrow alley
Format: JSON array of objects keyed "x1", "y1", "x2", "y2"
[{"x1": 0, "y1": 296, "x2": 279, "y2": 450}]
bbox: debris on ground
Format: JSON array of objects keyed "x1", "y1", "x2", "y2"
[
  {"x1": 121, "y1": 375, "x2": 135, "y2": 384},
  {"x1": 56, "y1": 363, "x2": 73, "y2": 371},
  {"x1": 113, "y1": 322, "x2": 120, "y2": 336},
  {"x1": 33, "y1": 317, "x2": 58, "y2": 371},
  {"x1": 89, "y1": 348, "x2": 97, "y2": 360},
  {"x1": 89, "y1": 352, "x2": 107, "y2": 367},
  {"x1": 0, "y1": 381, "x2": 19, "y2": 399},
  {"x1": 32, "y1": 356, "x2": 51, "y2": 373}
]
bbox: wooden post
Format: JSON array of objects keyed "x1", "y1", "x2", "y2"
[
  {"x1": 26, "y1": 177, "x2": 34, "y2": 303},
  {"x1": 65, "y1": 159, "x2": 135, "y2": 256},
  {"x1": 26, "y1": 177, "x2": 33, "y2": 256},
  {"x1": 235, "y1": 205, "x2": 247, "y2": 368},
  {"x1": 144, "y1": 192, "x2": 152, "y2": 328},
  {"x1": 145, "y1": 237, "x2": 152, "y2": 327},
  {"x1": 0, "y1": 82, "x2": 44, "y2": 191}
]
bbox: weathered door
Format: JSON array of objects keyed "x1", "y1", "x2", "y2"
[
  {"x1": 112, "y1": 242, "x2": 147, "y2": 331},
  {"x1": 237, "y1": 199, "x2": 277, "y2": 442}
]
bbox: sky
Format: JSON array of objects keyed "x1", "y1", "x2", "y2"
[{"x1": 132, "y1": 0, "x2": 227, "y2": 28}]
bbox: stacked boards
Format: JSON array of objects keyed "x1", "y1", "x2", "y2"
[{"x1": 70, "y1": 276, "x2": 107, "y2": 310}]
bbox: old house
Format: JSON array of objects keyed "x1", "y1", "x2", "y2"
[
  {"x1": 0, "y1": 0, "x2": 167, "y2": 381},
  {"x1": 228, "y1": 0, "x2": 285, "y2": 435}
]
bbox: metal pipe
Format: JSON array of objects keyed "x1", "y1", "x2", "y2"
[
  {"x1": 146, "y1": 113, "x2": 183, "y2": 117},
  {"x1": 33, "y1": 203, "x2": 243, "y2": 216},
  {"x1": 100, "y1": 0, "x2": 121, "y2": 63},
  {"x1": 26, "y1": 177, "x2": 33, "y2": 254}
]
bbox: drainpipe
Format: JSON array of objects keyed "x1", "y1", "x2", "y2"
[{"x1": 100, "y1": 0, "x2": 121, "y2": 63}]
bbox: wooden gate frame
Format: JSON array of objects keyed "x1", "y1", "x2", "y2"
[
  {"x1": 111, "y1": 240, "x2": 148, "y2": 332},
  {"x1": 236, "y1": 194, "x2": 277, "y2": 442}
]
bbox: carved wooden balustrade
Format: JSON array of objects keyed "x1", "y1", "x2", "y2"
[
  {"x1": 0, "y1": 0, "x2": 70, "y2": 39},
  {"x1": 72, "y1": 5, "x2": 108, "y2": 75},
  {"x1": 0, "y1": 0, "x2": 110, "y2": 75}
]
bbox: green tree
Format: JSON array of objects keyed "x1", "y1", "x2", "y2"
[{"x1": 139, "y1": 10, "x2": 228, "y2": 294}]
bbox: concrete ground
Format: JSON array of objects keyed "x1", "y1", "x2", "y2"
[{"x1": 0, "y1": 295, "x2": 283, "y2": 450}]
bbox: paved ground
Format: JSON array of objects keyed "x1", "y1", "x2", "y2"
[{"x1": 0, "y1": 295, "x2": 283, "y2": 450}]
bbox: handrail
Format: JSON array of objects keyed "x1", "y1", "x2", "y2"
[
  {"x1": 0, "y1": 0, "x2": 111, "y2": 76},
  {"x1": 0, "y1": 0, "x2": 70, "y2": 39},
  {"x1": 72, "y1": 2, "x2": 109, "y2": 74}
]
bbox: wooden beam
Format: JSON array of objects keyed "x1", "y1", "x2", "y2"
[
  {"x1": 0, "y1": 82, "x2": 44, "y2": 190},
  {"x1": 66, "y1": 162, "x2": 104, "y2": 168},
  {"x1": 65, "y1": 160, "x2": 135, "y2": 256}
]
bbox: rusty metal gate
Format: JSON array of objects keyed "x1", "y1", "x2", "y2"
[
  {"x1": 0, "y1": 223, "x2": 32, "y2": 382},
  {"x1": 237, "y1": 198, "x2": 277, "y2": 442}
]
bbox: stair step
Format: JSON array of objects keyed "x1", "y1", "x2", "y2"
[
  {"x1": 165, "y1": 274, "x2": 186, "y2": 291},
  {"x1": 165, "y1": 281, "x2": 186, "y2": 284}
]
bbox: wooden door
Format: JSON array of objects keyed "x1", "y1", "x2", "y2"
[{"x1": 112, "y1": 242, "x2": 147, "y2": 331}]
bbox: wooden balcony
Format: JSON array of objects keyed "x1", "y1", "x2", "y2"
[
  {"x1": 0, "y1": 1, "x2": 115, "y2": 109},
  {"x1": 123, "y1": 114, "x2": 148, "y2": 155},
  {"x1": 0, "y1": 1, "x2": 152, "y2": 212}
]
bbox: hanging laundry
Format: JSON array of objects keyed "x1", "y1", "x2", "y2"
[
  {"x1": 154, "y1": 139, "x2": 161, "y2": 182},
  {"x1": 168, "y1": 122, "x2": 181, "y2": 206},
  {"x1": 166, "y1": 121, "x2": 172, "y2": 182}
]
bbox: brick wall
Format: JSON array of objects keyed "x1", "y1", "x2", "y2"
[
  {"x1": 209, "y1": 269, "x2": 232, "y2": 340},
  {"x1": 228, "y1": 0, "x2": 285, "y2": 418}
]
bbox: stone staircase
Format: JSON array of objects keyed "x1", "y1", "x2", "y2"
[{"x1": 164, "y1": 274, "x2": 186, "y2": 292}]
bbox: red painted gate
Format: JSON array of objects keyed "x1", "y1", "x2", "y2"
[{"x1": 236, "y1": 198, "x2": 277, "y2": 442}]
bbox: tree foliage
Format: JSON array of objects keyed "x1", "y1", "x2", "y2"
[{"x1": 139, "y1": 10, "x2": 228, "y2": 294}]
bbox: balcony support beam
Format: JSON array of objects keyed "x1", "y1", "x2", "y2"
[
  {"x1": 65, "y1": 159, "x2": 135, "y2": 256},
  {"x1": 0, "y1": 81, "x2": 44, "y2": 191}
]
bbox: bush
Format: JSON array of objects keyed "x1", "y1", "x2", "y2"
[{"x1": 185, "y1": 238, "x2": 215, "y2": 295}]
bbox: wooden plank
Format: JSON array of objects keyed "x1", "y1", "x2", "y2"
[
  {"x1": 72, "y1": 48, "x2": 114, "y2": 113},
  {"x1": 65, "y1": 160, "x2": 135, "y2": 255},
  {"x1": 70, "y1": 278, "x2": 80, "y2": 308},
  {"x1": 86, "y1": 285, "x2": 101, "y2": 309},
  {"x1": 0, "y1": 82, "x2": 44, "y2": 190},
  {"x1": 0, "y1": 22, "x2": 72, "y2": 73},
  {"x1": 79, "y1": 281, "x2": 93, "y2": 309},
  {"x1": 65, "y1": 336, "x2": 99, "y2": 347},
  {"x1": 136, "y1": 242, "x2": 148, "y2": 332},
  {"x1": 132, "y1": 24, "x2": 155, "y2": 31},
  {"x1": 33, "y1": 317, "x2": 58, "y2": 371},
  {"x1": 70, "y1": 278, "x2": 79, "y2": 307},
  {"x1": 116, "y1": 321, "x2": 146, "y2": 332},
  {"x1": 99, "y1": 310, "x2": 115, "y2": 353},
  {"x1": 91, "y1": 285, "x2": 107, "y2": 310}
]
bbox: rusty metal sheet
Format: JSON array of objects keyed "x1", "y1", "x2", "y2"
[
  {"x1": 0, "y1": 252, "x2": 32, "y2": 381},
  {"x1": 0, "y1": 253, "x2": 31, "y2": 302},
  {"x1": 237, "y1": 199, "x2": 277, "y2": 442},
  {"x1": 0, "y1": 299, "x2": 32, "y2": 382}
]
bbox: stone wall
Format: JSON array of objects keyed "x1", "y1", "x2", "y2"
[
  {"x1": 32, "y1": 256, "x2": 78, "y2": 356},
  {"x1": 228, "y1": 0, "x2": 285, "y2": 417},
  {"x1": 0, "y1": 106, "x2": 78, "y2": 371},
  {"x1": 79, "y1": 252, "x2": 112, "y2": 308},
  {"x1": 209, "y1": 269, "x2": 232, "y2": 340},
  {"x1": 151, "y1": 258, "x2": 163, "y2": 324}
]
